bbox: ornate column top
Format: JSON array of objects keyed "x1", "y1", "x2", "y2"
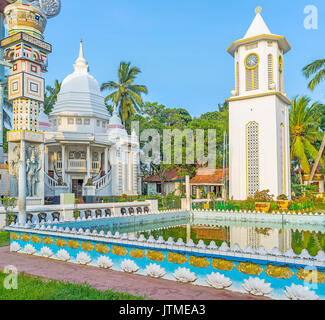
[{"x1": 4, "y1": 0, "x2": 61, "y2": 18}]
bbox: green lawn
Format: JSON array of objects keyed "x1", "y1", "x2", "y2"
[
  {"x1": 0, "y1": 230, "x2": 9, "y2": 247},
  {"x1": 0, "y1": 272, "x2": 146, "y2": 300}
]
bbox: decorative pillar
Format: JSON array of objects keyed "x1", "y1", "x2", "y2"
[
  {"x1": 87, "y1": 145, "x2": 90, "y2": 179},
  {"x1": 104, "y1": 146, "x2": 108, "y2": 174},
  {"x1": 61, "y1": 144, "x2": 65, "y2": 183},
  {"x1": 18, "y1": 139, "x2": 26, "y2": 224},
  {"x1": 0, "y1": 11, "x2": 5, "y2": 160},
  {"x1": 3, "y1": 1, "x2": 60, "y2": 220}
]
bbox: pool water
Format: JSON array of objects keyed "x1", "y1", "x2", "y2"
[{"x1": 73, "y1": 215, "x2": 325, "y2": 257}]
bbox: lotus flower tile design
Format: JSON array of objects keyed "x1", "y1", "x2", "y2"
[
  {"x1": 56, "y1": 249, "x2": 70, "y2": 262},
  {"x1": 242, "y1": 277, "x2": 273, "y2": 296},
  {"x1": 76, "y1": 252, "x2": 91, "y2": 265},
  {"x1": 145, "y1": 263, "x2": 167, "y2": 278},
  {"x1": 97, "y1": 256, "x2": 113, "y2": 269},
  {"x1": 10, "y1": 242, "x2": 21, "y2": 252},
  {"x1": 206, "y1": 272, "x2": 232, "y2": 289},
  {"x1": 173, "y1": 267, "x2": 197, "y2": 283},
  {"x1": 40, "y1": 246, "x2": 53, "y2": 258},
  {"x1": 24, "y1": 244, "x2": 36, "y2": 255},
  {"x1": 284, "y1": 284, "x2": 319, "y2": 300},
  {"x1": 121, "y1": 259, "x2": 139, "y2": 274}
]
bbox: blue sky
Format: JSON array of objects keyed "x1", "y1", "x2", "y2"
[{"x1": 43, "y1": 0, "x2": 324, "y2": 117}]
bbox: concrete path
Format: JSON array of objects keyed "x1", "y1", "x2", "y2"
[{"x1": 0, "y1": 247, "x2": 265, "y2": 300}]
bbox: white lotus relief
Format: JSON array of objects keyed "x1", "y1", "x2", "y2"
[
  {"x1": 173, "y1": 267, "x2": 197, "y2": 284},
  {"x1": 145, "y1": 263, "x2": 166, "y2": 278},
  {"x1": 24, "y1": 244, "x2": 36, "y2": 255},
  {"x1": 242, "y1": 277, "x2": 273, "y2": 296},
  {"x1": 76, "y1": 252, "x2": 91, "y2": 265},
  {"x1": 97, "y1": 256, "x2": 113, "y2": 269},
  {"x1": 40, "y1": 246, "x2": 53, "y2": 258},
  {"x1": 10, "y1": 241, "x2": 21, "y2": 252},
  {"x1": 284, "y1": 284, "x2": 319, "y2": 300},
  {"x1": 56, "y1": 249, "x2": 70, "y2": 262},
  {"x1": 121, "y1": 259, "x2": 139, "y2": 274},
  {"x1": 206, "y1": 272, "x2": 232, "y2": 289}
]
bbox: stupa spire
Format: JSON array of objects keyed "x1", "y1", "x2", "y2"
[{"x1": 74, "y1": 39, "x2": 89, "y2": 73}]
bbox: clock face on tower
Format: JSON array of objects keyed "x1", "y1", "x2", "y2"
[{"x1": 245, "y1": 53, "x2": 259, "y2": 69}]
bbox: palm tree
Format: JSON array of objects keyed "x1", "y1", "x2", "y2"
[
  {"x1": 303, "y1": 59, "x2": 325, "y2": 92},
  {"x1": 303, "y1": 59, "x2": 325, "y2": 183},
  {"x1": 44, "y1": 80, "x2": 61, "y2": 115},
  {"x1": 101, "y1": 62, "x2": 148, "y2": 123},
  {"x1": 290, "y1": 96, "x2": 324, "y2": 184}
]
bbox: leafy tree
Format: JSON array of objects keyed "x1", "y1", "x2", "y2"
[
  {"x1": 289, "y1": 96, "x2": 324, "y2": 184},
  {"x1": 101, "y1": 62, "x2": 148, "y2": 123},
  {"x1": 44, "y1": 80, "x2": 61, "y2": 115}
]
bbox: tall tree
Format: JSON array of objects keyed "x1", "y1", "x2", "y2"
[
  {"x1": 303, "y1": 59, "x2": 325, "y2": 92},
  {"x1": 289, "y1": 96, "x2": 324, "y2": 184},
  {"x1": 303, "y1": 59, "x2": 325, "y2": 183},
  {"x1": 44, "y1": 80, "x2": 61, "y2": 115},
  {"x1": 101, "y1": 62, "x2": 148, "y2": 123}
]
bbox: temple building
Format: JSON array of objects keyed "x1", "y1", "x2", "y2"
[{"x1": 42, "y1": 41, "x2": 140, "y2": 203}]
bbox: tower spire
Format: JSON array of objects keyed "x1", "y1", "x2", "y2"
[{"x1": 74, "y1": 39, "x2": 89, "y2": 73}]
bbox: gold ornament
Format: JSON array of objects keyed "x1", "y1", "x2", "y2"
[
  {"x1": 296, "y1": 269, "x2": 325, "y2": 284},
  {"x1": 31, "y1": 235, "x2": 41, "y2": 244},
  {"x1": 112, "y1": 245, "x2": 127, "y2": 256},
  {"x1": 237, "y1": 262, "x2": 263, "y2": 275},
  {"x1": 81, "y1": 242, "x2": 94, "y2": 252},
  {"x1": 96, "y1": 244, "x2": 110, "y2": 254},
  {"x1": 20, "y1": 233, "x2": 30, "y2": 242},
  {"x1": 189, "y1": 256, "x2": 210, "y2": 268},
  {"x1": 147, "y1": 250, "x2": 166, "y2": 262},
  {"x1": 255, "y1": 6, "x2": 262, "y2": 15},
  {"x1": 212, "y1": 259, "x2": 235, "y2": 271},
  {"x1": 167, "y1": 252, "x2": 187, "y2": 264},
  {"x1": 43, "y1": 237, "x2": 53, "y2": 245},
  {"x1": 265, "y1": 265, "x2": 293, "y2": 279},
  {"x1": 129, "y1": 249, "x2": 146, "y2": 259},
  {"x1": 10, "y1": 233, "x2": 19, "y2": 240},
  {"x1": 55, "y1": 238, "x2": 67, "y2": 248},
  {"x1": 68, "y1": 240, "x2": 80, "y2": 250}
]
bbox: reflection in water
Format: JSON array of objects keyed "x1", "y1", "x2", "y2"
[{"x1": 88, "y1": 217, "x2": 325, "y2": 257}]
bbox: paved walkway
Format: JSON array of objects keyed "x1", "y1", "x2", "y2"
[{"x1": 0, "y1": 247, "x2": 265, "y2": 300}]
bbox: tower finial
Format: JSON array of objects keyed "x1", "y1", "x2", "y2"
[
  {"x1": 74, "y1": 39, "x2": 88, "y2": 73},
  {"x1": 255, "y1": 6, "x2": 262, "y2": 15}
]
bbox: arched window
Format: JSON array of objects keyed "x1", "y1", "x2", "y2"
[
  {"x1": 279, "y1": 55, "x2": 283, "y2": 92},
  {"x1": 268, "y1": 54, "x2": 274, "y2": 89},
  {"x1": 247, "y1": 122, "x2": 259, "y2": 198}
]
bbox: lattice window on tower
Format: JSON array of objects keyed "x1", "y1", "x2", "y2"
[
  {"x1": 268, "y1": 54, "x2": 274, "y2": 89},
  {"x1": 247, "y1": 122, "x2": 259, "y2": 198}
]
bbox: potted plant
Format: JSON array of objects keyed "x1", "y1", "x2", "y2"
[
  {"x1": 253, "y1": 190, "x2": 274, "y2": 213},
  {"x1": 73, "y1": 199, "x2": 80, "y2": 220},
  {"x1": 276, "y1": 194, "x2": 290, "y2": 211}
]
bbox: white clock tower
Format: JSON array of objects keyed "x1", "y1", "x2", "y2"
[{"x1": 227, "y1": 8, "x2": 292, "y2": 200}]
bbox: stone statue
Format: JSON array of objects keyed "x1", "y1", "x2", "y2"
[
  {"x1": 9, "y1": 0, "x2": 61, "y2": 18},
  {"x1": 86, "y1": 178, "x2": 93, "y2": 186},
  {"x1": 9, "y1": 145, "x2": 20, "y2": 197},
  {"x1": 26, "y1": 146, "x2": 42, "y2": 197}
]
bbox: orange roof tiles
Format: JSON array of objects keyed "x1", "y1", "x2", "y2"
[
  {"x1": 143, "y1": 168, "x2": 185, "y2": 183},
  {"x1": 190, "y1": 168, "x2": 229, "y2": 185}
]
